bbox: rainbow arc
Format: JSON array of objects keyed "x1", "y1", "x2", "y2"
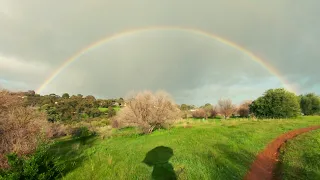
[{"x1": 36, "y1": 26, "x2": 296, "y2": 94}]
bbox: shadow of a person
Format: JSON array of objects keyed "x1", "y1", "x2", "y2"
[{"x1": 143, "y1": 146, "x2": 177, "y2": 180}]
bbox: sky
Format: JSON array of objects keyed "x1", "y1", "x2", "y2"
[{"x1": 0, "y1": 0, "x2": 319, "y2": 106}]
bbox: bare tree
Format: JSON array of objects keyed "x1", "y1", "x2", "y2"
[
  {"x1": 217, "y1": 99, "x2": 236, "y2": 119},
  {"x1": 238, "y1": 100, "x2": 252, "y2": 118},
  {"x1": 115, "y1": 91, "x2": 180, "y2": 134},
  {"x1": 192, "y1": 108, "x2": 207, "y2": 119},
  {"x1": 0, "y1": 90, "x2": 49, "y2": 168}
]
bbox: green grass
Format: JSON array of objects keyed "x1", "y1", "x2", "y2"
[
  {"x1": 98, "y1": 106, "x2": 121, "y2": 112},
  {"x1": 278, "y1": 128, "x2": 320, "y2": 180},
  {"x1": 98, "y1": 107, "x2": 108, "y2": 112},
  {"x1": 50, "y1": 116, "x2": 320, "y2": 180}
]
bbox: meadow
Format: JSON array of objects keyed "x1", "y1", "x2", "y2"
[
  {"x1": 98, "y1": 106, "x2": 121, "y2": 112},
  {"x1": 278, "y1": 128, "x2": 320, "y2": 180},
  {"x1": 49, "y1": 116, "x2": 320, "y2": 180}
]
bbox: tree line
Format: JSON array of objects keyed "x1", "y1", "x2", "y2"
[
  {"x1": 179, "y1": 88, "x2": 320, "y2": 119},
  {"x1": 23, "y1": 91, "x2": 124, "y2": 122},
  {"x1": 19, "y1": 88, "x2": 320, "y2": 123}
]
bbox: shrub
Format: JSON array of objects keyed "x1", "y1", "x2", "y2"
[
  {"x1": 238, "y1": 100, "x2": 252, "y2": 118},
  {"x1": 90, "y1": 120, "x2": 109, "y2": 127},
  {"x1": 250, "y1": 88, "x2": 300, "y2": 118},
  {"x1": 192, "y1": 109, "x2": 207, "y2": 119},
  {"x1": 200, "y1": 103, "x2": 218, "y2": 118},
  {"x1": 0, "y1": 144, "x2": 63, "y2": 180},
  {"x1": 208, "y1": 107, "x2": 218, "y2": 118},
  {"x1": 115, "y1": 91, "x2": 180, "y2": 134},
  {"x1": 47, "y1": 123, "x2": 68, "y2": 138},
  {"x1": 100, "y1": 118, "x2": 110, "y2": 126},
  {"x1": 71, "y1": 126, "x2": 92, "y2": 139},
  {"x1": 0, "y1": 91, "x2": 50, "y2": 168}
]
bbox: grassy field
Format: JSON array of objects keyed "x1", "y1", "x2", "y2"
[
  {"x1": 98, "y1": 106, "x2": 121, "y2": 112},
  {"x1": 50, "y1": 116, "x2": 320, "y2": 180},
  {"x1": 278, "y1": 128, "x2": 320, "y2": 180}
]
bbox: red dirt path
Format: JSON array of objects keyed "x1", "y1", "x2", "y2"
[{"x1": 244, "y1": 125, "x2": 320, "y2": 180}]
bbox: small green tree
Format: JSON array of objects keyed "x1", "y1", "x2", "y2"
[
  {"x1": 41, "y1": 105, "x2": 61, "y2": 122},
  {"x1": 180, "y1": 104, "x2": 194, "y2": 119},
  {"x1": 300, "y1": 93, "x2": 320, "y2": 115},
  {"x1": 62, "y1": 93, "x2": 70, "y2": 99},
  {"x1": 250, "y1": 88, "x2": 300, "y2": 118},
  {"x1": 180, "y1": 104, "x2": 189, "y2": 111}
]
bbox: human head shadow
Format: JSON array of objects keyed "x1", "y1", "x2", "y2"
[{"x1": 143, "y1": 146, "x2": 177, "y2": 180}]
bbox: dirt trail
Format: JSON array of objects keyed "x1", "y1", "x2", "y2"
[{"x1": 244, "y1": 125, "x2": 320, "y2": 180}]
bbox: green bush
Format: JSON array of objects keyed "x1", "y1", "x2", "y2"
[
  {"x1": 300, "y1": 93, "x2": 320, "y2": 115},
  {"x1": 100, "y1": 119, "x2": 110, "y2": 126},
  {"x1": 0, "y1": 144, "x2": 64, "y2": 180},
  {"x1": 71, "y1": 126, "x2": 92, "y2": 139},
  {"x1": 250, "y1": 88, "x2": 300, "y2": 119}
]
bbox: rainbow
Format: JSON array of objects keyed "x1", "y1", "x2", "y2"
[{"x1": 36, "y1": 26, "x2": 296, "y2": 94}]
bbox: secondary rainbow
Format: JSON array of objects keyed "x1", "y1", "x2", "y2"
[{"x1": 36, "y1": 26, "x2": 296, "y2": 94}]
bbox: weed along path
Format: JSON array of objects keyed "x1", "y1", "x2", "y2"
[{"x1": 244, "y1": 125, "x2": 320, "y2": 180}]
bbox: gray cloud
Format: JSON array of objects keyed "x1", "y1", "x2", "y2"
[{"x1": 1, "y1": 0, "x2": 319, "y2": 105}]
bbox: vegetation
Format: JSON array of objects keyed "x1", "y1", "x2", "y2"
[
  {"x1": 278, "y1": 129, "x2": 320, "y2": 180},
  {"x1": 0, "y1": 91, "x2": 50, "y2": 168},
  {"x1": 49, "y1": 117, "x2": 320, "y2": 179},
  {"x1": 115, "y1": 91, "x2": 180, "y2": 134},
  {"x1": 238, "y1": 101, "x2": 252, "y2": 118},
  {"x1": 71, "y1": 126, "x2": 93, "y2": 139},
  {"x1": 201, "y1": 103, "x2": 218, "y2": 118},
  {"x1": 179, "y1": 104, "x2": 195, "y2": 119},
  {"x1": 191, "y1": 108, "x2": 207, "y2": 119},
  {"x1": 1, "y1": 88, "x2": 320, "y2": 179},
  {"x1": 191, "y1": 105, "x2": 217, "y2": 119},
  {"x1": 24, "y1": 92, "x2": 123, "y2": 122},
  {"x1": 217, "y1": 99, "x2": 237, "y2": 119},
  {"x1": 250, "y1": 88, "x2": 301, "y2": 118},
  {"x1": 179, "y1": 104, "x2": 195, "y2": 111},
  {"x1": 0, "y1": 144, "x2": 63, "y2": 180},
  {"x1": 300, "y1": 93, "x2": 320, "y2": 115}
]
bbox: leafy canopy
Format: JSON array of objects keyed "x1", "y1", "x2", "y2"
[
  {"x1": 299, "y1": 93, "x2": 320, "y2": 115},
  {"x1": 250, "y1": 88, "x2": 300, "y2": 118}
]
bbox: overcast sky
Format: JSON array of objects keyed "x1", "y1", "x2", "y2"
[{"x1": 0, "y1": 0, "x2": 319, "y2": 105}]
